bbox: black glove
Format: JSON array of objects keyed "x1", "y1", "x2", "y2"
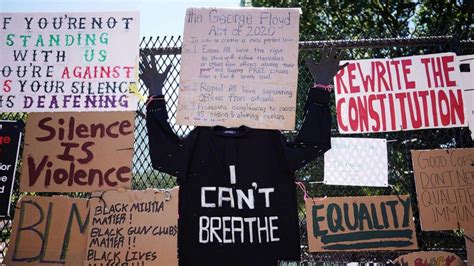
[
  {"x1": 139, "y1": 51, "x2": 172, "y2": 97},
  {"x1": 306, "y1": 47, "x2": 347, "y2": 85},
  {"x1": 305, "y1": 48, "x2": 348, "y2": 105}
]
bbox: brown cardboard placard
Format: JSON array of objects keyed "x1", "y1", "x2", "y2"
[
  {"x1": 305, "y1": 195, "x2": 418, "y2": 252},
  {"x1": 5, "y1": 195, "x2": 89, "y2": 265},
  {"x1": 177, "y1": 8, "x2": 300, "y2": 130},
  {"x1": 393, "y1": 251, "x2": 465, "y2": 266},
  {"x1": 411, "y1": 148, "x2": 474, "y2": 231},
  {"x1": 466, "y1": 231, "x2": 474, "y2": 266},
  {"x1": 20, "y1": 112, "x2": 135, "y2": 192},
  {"x1": 84, "y1": 187, "x2": 179, "y2": 266}
]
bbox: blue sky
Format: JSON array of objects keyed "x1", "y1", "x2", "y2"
[{"x1": 0, "y1": 0, "x2": 240, "y2": 37}]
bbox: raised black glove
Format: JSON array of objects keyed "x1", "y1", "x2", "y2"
[
  {"x1": 139, "y1": 51, "x2": 172, "y2": 96},
  {"x1": 305, "y1": 48, "x2": 348, "y2": 106},
  {"x1": 305, "y1": 47, "x2": 347, "y2": 86}
]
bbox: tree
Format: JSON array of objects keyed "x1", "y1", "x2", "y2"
[{"x1": 241, "y1": 1, "x2": 472, "y2": 42}]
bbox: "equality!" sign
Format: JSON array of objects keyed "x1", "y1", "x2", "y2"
[
  {"x1": 334, "y1": 53, "x2": 466, "y2": 133},
  {"x1": 305, "y1": 195, "x2": 418, "y2": 252}
]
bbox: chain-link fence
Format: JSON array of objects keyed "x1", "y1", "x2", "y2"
[{"x1": 1, "y1": 35, "x2": 473, "y2": 264}]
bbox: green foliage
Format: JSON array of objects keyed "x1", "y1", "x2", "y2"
[
  {"x1": 242, "y1": 1, "x2": 473, "y2": 42},
  {"x1": 414, "y1": 1, "x2": 473, "y2": 39}
]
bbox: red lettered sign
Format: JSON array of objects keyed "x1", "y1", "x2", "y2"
[
  {"x1": 305, "y1": 195, "x2": 418, "y2": 252},
  {"x1": 334, "y1": 53, "x2": 466, "y2": 133},
  {"x1": 0, "y1": 120, "x2": 23, "y2": 217}
]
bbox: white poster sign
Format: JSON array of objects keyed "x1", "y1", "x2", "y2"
[
  {"x1": 177, "y1": 8, "x2": 300, "y2": 130},
  {"x1": 458, "y1": 55, "x2": 474, "y2": 140},
  {"x1": 334, "y1": 53, "x2": 466, "y2": 133},
  {"x1": 324, "y1": 138, "x2": 388, "y2": 187},
  {"x1": 0, "y1": 12, "x2": 140, "y2": 112}
]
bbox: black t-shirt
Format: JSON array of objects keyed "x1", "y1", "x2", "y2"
[{"x1": 146, "y1": 89, "x2": 331, "y2": 266}]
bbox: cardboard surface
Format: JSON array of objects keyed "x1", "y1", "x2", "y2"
[
  {"x1": 458, "y1": 55, "x2": 474, "y2": 140},
  {"x1": 5, "y1": 195, "x2": 89, "y2": 265},
  {"x1": 0, "y1": 120, "x2": 23, "y2": 217},
  {"x1": 0, "y1": 12, "x2": 140, "y2": 112},
  {"x1": 85, "y1": 188, "x2": 179, "y2": 265},
  {"x1": 324, "y1": 137, "x2": 388, "y2": 187},
  {"x1": 411, "y1": 148, "x2": 474, "y2": 230},
  {"x1": 20, "y1": 112, "x2": 135, "y2": 192},
  {"x1": 393, "y1": 251, "x2": 465, "y2": 266},
  {"x1": 177, "y1": 8, "x2": 300, "y2": 130},
  {"x1": 305, "y1": 195, "x2": 418, "y2": 252},
  {"x1": 334, "y1": 53, "x2": 466, "y2": 133}
]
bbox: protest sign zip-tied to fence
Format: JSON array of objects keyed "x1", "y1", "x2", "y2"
[
  {"x1": 85, "y1": 188, "x2": 179, "y2": 266},
  {"x1": 0, "y1": 120, "x2": 23, "y2": 217},
  {"x1": 0, "y1": 12, "x2": 140, "y2": 112},
  {"x1": 324, "y1": 137, "x2": 388, "y2": 187},
  {"x1": 5, "y1": 196, "x2": 90, "y2": 265},
  {"x1": 20, "y1": 112, "x2": 135, "y2": 192},
  {"x1": 177, "y1": 8, "x2": 300, "y2": 130},
  {"x1": 393, "y1": 251, "x2": 465, "y2": 266},
  {"x1": 458, "y1": 54, "x2": 474, "y2": 140},
  {"x1": 305, "y1": 195, "x2": 418, "y2": 252},
  {"x1": 334, "y1": 53, "x2": 466, "y2": 133},
  {"x1": 411, "y1": 148, "x2": 474, "y2": 231}
]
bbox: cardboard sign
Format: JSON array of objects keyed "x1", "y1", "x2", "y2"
[
  {"x1": 324, "y1": 137, "x2": 388, "y2": 187},
  {"x1": 466, "y1": 231, "x2": 474, "y2": 266},
  {"x1": 5, "y1": 195, "x2": 89, "y2": 265},
  {"x1": 0, "y1": 12, "x2": 140, "y2": 112},
  {"x1": 177, "y1": 8, "x2": 300, "y2": 130},
  {"x1": 393, "y1": 251, "x2": 465, "y2": 266},
  {"x1": 0, "y1": 120, "x2": 23, "y2": 217},
  {"x1": 411, "y1": 148, "x2": 474, "y2": 230},
  {"x1": 305, "y1": 195, "x2": 418, "y2": 252},
  {"x1": 85, "y1": 188, "x2": 179, "y2": 266},
  {"x1": 334, "y1": 53, "x2": 466, "y2": 133},
  {"x1": 20, "y1": 112, "x2": 135, "y2": 192},
  {"x1": 458, "y1": 55, "x2": 474, "y2": 140}
]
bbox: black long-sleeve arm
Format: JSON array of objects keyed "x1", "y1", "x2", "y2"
[
  {"x1": 283, "y1": 88, "x2": 332, "y2": 171},
  {"x1": 146, "y1": 87, "x2": 332, "y2": 177},
  {"x1": 146, "y1": 98, "x2": 191, "y2": 180}
]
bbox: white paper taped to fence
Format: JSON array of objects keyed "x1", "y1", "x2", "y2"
[
  {"x1": 458, "y1": 55, "x2": 474, "y2": 140},
  {"x1": 0, "y1": 12, "x2": 140, "y2": 112},
  {"x1": 324, "y1": 137, "x2": 388, "y2": 187}
]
